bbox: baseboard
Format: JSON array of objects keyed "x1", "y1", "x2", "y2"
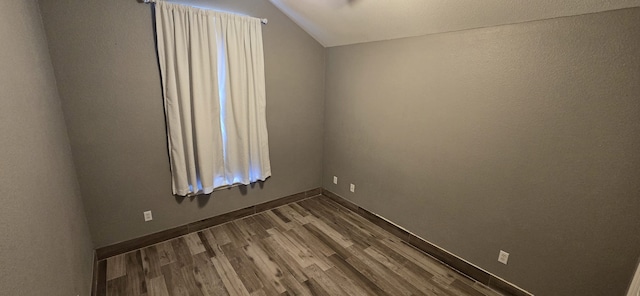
[
  {"x1": 92, "y1": 249, "x2": 107, "y2": 296},
  {"x1": 95, "y1": 187, "x2": 321, "y2": 260},
  {"x1": 322, "y1": 188, "x2": 533, "y2": 296},
  {"x1": 96, "y1": 259, "x2": 106, "y2": 296},
  {"x1": 91, "y1": 251, "x2": 97, "y2": 296}
]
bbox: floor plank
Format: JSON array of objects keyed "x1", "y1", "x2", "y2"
[
  {"x1": 141, "y1": 246, "x2": 162, "y2": 280},
  {"x1": 106, "y1": 254, "x2": 127, "y2": 281},
  {"x1": 210, "y1": 250, "x2": 251, "y2": 296},
  {"x1": 191, "y1": 253, "x2": 229, "y2": 296},
  {"x1": 147, "y1": 276, "x2": 170, "y2": 296}
]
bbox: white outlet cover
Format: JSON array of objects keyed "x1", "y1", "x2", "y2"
[
  {"x1": 498, "y1": 250, "x2": 509, "y2": 264},
  {"x1": 144, "y1": 210, "x2": 153, "y2": 222},
  {"x1": 333, "y1": 176, "x2": 338, "y2": 184},
  {"x1": 350, "y1": 184, "x2": 355, "y2": 192}
]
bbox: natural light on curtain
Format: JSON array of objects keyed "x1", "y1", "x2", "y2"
[{"x1": 155, "y1": 1, "x2": 271, "y2": 196}]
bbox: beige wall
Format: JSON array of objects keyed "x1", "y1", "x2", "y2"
[
  {"x1": 0, "y1": 1, "x2": 94, "y2": 295},
  {"x1": 323, "y1": 8, "x2": 640, "y2": 296},
  {"x1": 39, "y1": 0, "x2": 325, "y2": 247}
]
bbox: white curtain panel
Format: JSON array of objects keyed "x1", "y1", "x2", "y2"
[{"x1": 155, "y1": 1, "x2": 271, "y2": 196}]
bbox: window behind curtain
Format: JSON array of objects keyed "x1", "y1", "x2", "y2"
[{"x1": 154, "y1": 1, "x2": 271, "y2": 196}]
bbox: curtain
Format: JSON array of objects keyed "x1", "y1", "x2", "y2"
[{"x1": 155, "y1": 1, "x2": 271, "y2": 196}]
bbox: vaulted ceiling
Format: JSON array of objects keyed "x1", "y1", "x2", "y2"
[{"x1": 268, "y1": 0, "x2": 640, "y2": 47}]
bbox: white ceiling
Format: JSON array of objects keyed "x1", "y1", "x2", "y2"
[{"x1": 268, "y1": 0, "x2": 640, "y2": 47}]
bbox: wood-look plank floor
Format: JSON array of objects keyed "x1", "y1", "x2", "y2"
[{"x1": 101, "y1": 196, "x2": 504, "y2": 296}]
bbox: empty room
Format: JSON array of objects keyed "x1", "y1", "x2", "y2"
[{"x1": 1, "y1": 0, "x2": 639, "y2": 295}]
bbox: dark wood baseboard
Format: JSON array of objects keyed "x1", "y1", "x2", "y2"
[
  {"x1": 95, "y1": 187, "x2": 321, "y2": 260},
  {"x1": 322, "y1": 188, "x2": 533, "y2": 296},
  {"x1": 91, "y1": 251, "x2": 98, "y2": 296},
  {"x1": 96, "y1": 259, "x2": 107, "y2": 296}
]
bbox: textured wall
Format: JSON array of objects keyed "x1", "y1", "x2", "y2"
[
  {"x1": 0, "y1": 1, "x2": 94, "y2": 295},
  {"x1": 39, "y1": 0, "x2": 325, "y2": 247},
  {"x1": 323, "y1": 8, "x2": 640, "y2": 296}
]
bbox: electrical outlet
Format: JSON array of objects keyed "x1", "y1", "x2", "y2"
[
  {"x1": 498, "y1": 250, "x2": 509, "y2": 264},
  {"x1": 350, "y1": 184, "x2": 356, "y2": 192},
  {"x1": 143, "y1": 210, "x2": 153, "y2": 222},
  {"x1": 333, "y1": 176, "x2": 338, "y2": 184}
]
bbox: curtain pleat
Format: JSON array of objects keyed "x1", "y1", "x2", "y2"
[{"x1": 155, "y1": 1, "x2": 271, "y2": 196}]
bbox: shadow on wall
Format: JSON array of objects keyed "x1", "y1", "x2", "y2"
[{"x1": 174, "y1": 180, "x2": 266, "y2": 208}]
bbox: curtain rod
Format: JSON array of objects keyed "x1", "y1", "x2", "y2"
[{"x1": 142, "y1": 0, "x2": 268, "y2": 24}]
